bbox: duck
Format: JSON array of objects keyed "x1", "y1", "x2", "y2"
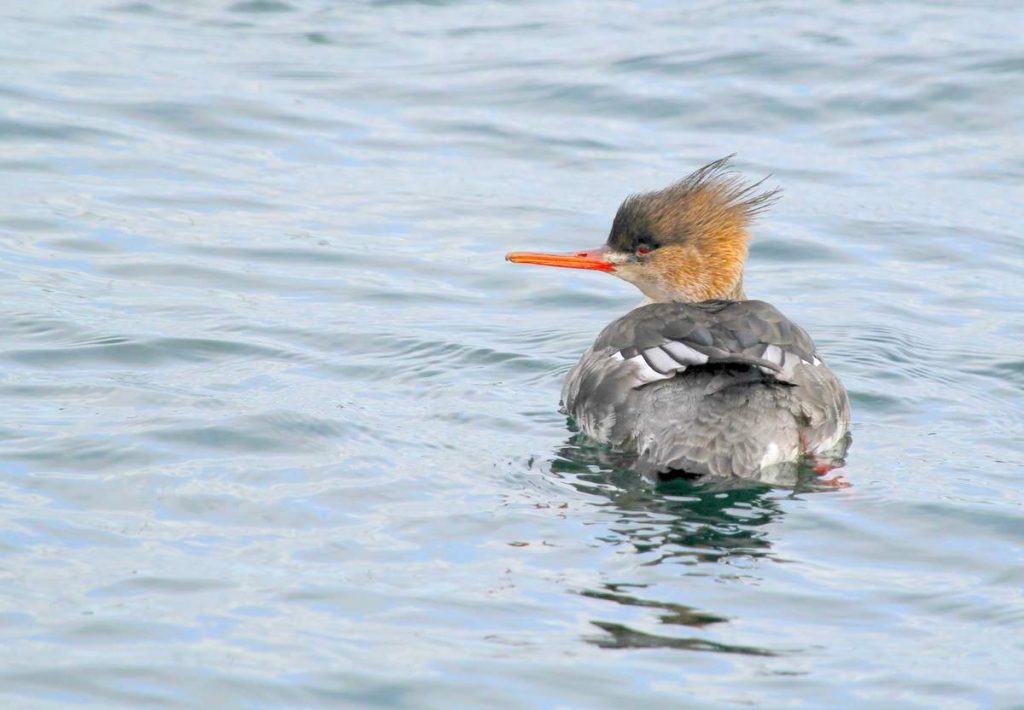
[{"x1": 506, "y1": 157, "x2": 850, "y2": 479}]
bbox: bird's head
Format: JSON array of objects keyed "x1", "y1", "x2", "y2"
[{"x1": 506, "y1": 156, "x2": 779, "y2": 303}]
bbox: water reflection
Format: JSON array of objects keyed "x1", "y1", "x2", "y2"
[
  {"x1": 579, "y1": 585, "x2": 775, "y2": 655},
  {"x1": 551, "y1": 432, "x2": 817, "y2": 564},
  {"x1": 550, "y1": 433, "x2": 830, "y2": 654},
  {"x1": 588, "y1": 620, "x2": 777, "y2": 656}
]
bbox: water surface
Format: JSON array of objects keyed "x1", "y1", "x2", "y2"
[{"x1": 1, "y1": 1, "x2": 1022, "y2": 707}]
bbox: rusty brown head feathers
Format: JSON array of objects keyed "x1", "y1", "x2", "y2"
[{"x1": 606, "y1": 156, "x2": 780, "y2": 303}]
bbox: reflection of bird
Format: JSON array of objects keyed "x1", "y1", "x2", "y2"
[
  {"x1": 508, "y1": 158, "x2": 850, "y2": 479},
  {"x1": 552, "y1": 432, "x2": 785, "y2": 564},
  {"x1": 552, "y1": 435, "x2": 788, "y2": 655}
]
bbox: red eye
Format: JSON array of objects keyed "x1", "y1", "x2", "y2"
[{"x1": 636, "y1": 246, "x2": 652, "y2": 256}]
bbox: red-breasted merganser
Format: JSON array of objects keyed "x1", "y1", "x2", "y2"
[{"x1": 506, "y1": 157, "x2": 850, "y2": 479}]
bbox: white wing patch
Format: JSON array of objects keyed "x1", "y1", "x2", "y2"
[
  {"x1": 761, "y1": 343, "x2": 823, "y2": 377},
  {"x1": 640, "y1": 346, "x2": 677, "y2": 374},
  {"x1": 611, "y1": 350, "x2": 671, "y2": 386},
  {"x1": 613, "y1": 340, "x2": 823, "y2": 390},
  {"x1": 660, "y1": 340, "x2": 710, "y2": 366},
  {"x1": 612, "y1": 341, "x2": 712, "y2": 387}
]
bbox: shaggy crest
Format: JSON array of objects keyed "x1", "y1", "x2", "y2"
[{"x1": 607, "y1": 155, "x2": 780, "y2": 253}]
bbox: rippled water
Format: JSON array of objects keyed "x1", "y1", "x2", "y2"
[{"x1": 1, "y1": 1, "x2": 1022, "y2": 707}]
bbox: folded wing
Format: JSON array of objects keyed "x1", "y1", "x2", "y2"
[{"x1": 592, "y1": 299, "x2": 823, "y2": 388}]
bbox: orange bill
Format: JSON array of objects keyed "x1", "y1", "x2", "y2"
[{"x1": 505, "y1": 247, "x2": 615, "y2": 272}]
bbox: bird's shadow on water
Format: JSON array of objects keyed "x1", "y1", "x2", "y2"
[{"x1": 548, "y1": 432, "x2": 842, "y2": 656}]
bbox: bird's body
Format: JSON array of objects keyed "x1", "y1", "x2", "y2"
[
  {"x1": 561, "y1": 300, "x2": 849, "y2": 478},
  {"x1": 507, "y1": 157, "x2": 851, "y2": 480}
]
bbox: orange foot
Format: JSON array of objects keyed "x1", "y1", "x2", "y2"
[{"x1": 812, "y1": 460, "x2": 835, "y2": 475}]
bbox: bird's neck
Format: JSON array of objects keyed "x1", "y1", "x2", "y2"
[
  {"x1": 639, "y1": 274, "x2": 747, "y2": 306},
  {"x1": 723, "y1": 275, "x2": 746, "y2": 301}
]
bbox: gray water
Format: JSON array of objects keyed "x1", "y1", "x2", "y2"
[{"x1": 1, "y1": 1, "x2": 1023, "y2": 707}]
